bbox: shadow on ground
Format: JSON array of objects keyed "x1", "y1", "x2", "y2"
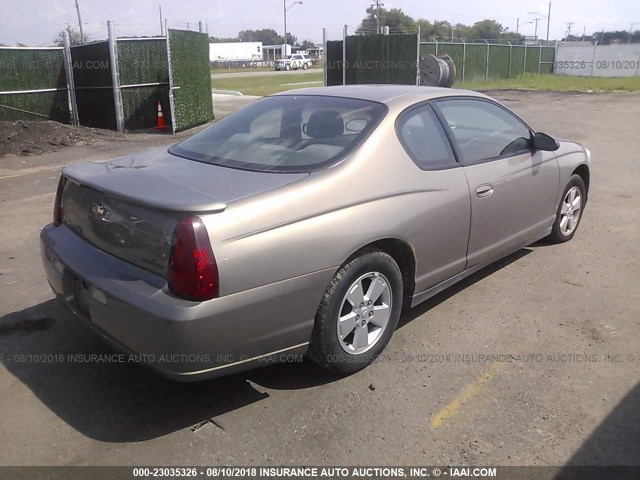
[
  {"x1": 554, "y1": 382, "x2": 640, "y2": 480},
  {"x1": 0, "y1": 248, "x2": 533, "y2": 443}
]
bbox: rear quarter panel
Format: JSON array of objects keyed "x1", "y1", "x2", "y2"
[{"x1": 202, "y1": 111, "x2": 470, "y2": 298}]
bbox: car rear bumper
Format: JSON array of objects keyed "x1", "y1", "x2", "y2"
[{"x1": 40, "y1": 224, "x2": 334, "y2": 381}]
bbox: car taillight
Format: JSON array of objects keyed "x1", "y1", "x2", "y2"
[
  {"x1": 53, "y1": 176, "x2": 65, "y2": 226},
  {"x1": 168, "y1": 216, "x2": 219, "y2": 301}
]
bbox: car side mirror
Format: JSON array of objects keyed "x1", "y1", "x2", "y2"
[{"x1": 532, "y1": 132, "x2": 560, "y2": 151}]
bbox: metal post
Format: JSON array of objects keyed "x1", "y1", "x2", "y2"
[
  {"x1": 590, "y1": 43, "x2": 597, "y2": 77},
  {"x1": 283, "y1": 0, "x2": 287, "y2": 50},
  {"x1": 462, "y1": 39, "x2": 466, "y2": 83},
  {"x1": 62, "y1": 31, "x2": 79, "y2": 126},
  {"x1": 165, "y1": 19, "x2": 176, "y2": 134},
  {"x1": 507, "y1": 41, "x2": 512, "y2": 78},
  {"x1": 159, "y1": 5, "x2": 163, "y2": 35},
  {"x1": 107, "y1": 21, "x2": 124, "y2": 133},
  {"x1": 485, "y1": 40, "x2": 490, "y2": 82},
  {"x1": 198, "y1": 21, "x2": 204, "y2": 34},
  {"x1": 342, "y1": 24, "x2": 348, "y2": 86},
  {"x1": 538, "y1": 45, "x2": 542, "y2": 75},
  {"x1": 416, "y1": 26, "x2": 421, "y2": 86},
  {"x1": 322, "y1": 27, "x2": 327, "y2": 86},
  {"x1": 434, "y1": 38, "x2": 438, "y2": 55},
  {"x1": 523, "y1": 42, "x2": 527, "y2": 75}
]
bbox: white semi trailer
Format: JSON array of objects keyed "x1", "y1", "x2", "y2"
[{"x1": 209, "y1": 42, "x2": 263, "y2": 63}]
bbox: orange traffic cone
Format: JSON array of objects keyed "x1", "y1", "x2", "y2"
[{"x1": 156, "y1": 100, "x2": 167, "y2": 129}]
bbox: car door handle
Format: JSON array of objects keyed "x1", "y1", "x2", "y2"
[{"x1": 476, "y1": 184, "x2": 494, "y2": 197}]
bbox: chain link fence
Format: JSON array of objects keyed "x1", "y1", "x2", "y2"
[{"x1": 421, "y1": 41, "x2": 556, "y2": 83}]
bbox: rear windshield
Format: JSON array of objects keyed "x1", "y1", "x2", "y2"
[{"x1": 169, "y1": 95, "x2": 387, "y2": 173}]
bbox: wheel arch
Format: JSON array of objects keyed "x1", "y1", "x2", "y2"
[
  {"x1": 344, "y1": 238, "x2": 417, "y2": 309},
  {"x1": 572, "y1": 164, "x2": 590, "y2": 197}
]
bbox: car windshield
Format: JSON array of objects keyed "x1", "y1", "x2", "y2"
[{"x1": 169, "y1": 95, "x2": 387, "y2": 172}]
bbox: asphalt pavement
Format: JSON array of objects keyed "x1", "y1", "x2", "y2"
[{"x1": 0, "y1": 91, "x2": 638, "y2": 468}]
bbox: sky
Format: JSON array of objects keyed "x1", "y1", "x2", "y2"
[{"x1": 1, "y1": 0, "x2": 639, "y2": 46}]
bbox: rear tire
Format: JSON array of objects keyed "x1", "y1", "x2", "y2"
[
  {"x1": 546, "y1": 174, "x2": 586, "y2": 243},
  {"x1": 308, "y1": 250, "x2": 403, "y2": 375},
  {"x1": 302, "y1": 63, "x2": 308, "y2": 70}
]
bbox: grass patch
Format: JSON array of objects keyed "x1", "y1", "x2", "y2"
[
  {"x1": 211, "y1": 66, "x2": 275, "y2": 74},
  {"x1": 460, "y1": 74, "x2": 640, "y2": 92},
  {"x1": 211, "y1": 71, "x2": 323, "y2": 96},
  {"x1": 211, "y1": 72, "x2": 640, "y2": 97}
]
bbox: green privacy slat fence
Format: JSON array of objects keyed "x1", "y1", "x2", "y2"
[
  {"x1": 70, "y1": 41, "x2": 115, "y2": 130},
  {"x1": 326, "y1": 34, "x2": 418, "y2": 86},
  {"x1": 118, "y1": 39, "x2": 172, "y2": 130},
  {"x1": 420, "y1": 42, "x2": 556, "y2": 83},
  {"x1": 168, "y1": 29, "x2": 214, "y2": 132},
  {"x1": 1, "y1": 31, "x2": 212, "y2": 132},
  {"x1": 326, "y1": 40, "x2": 344, "y2": 86},
  {"x1": 346, "y1": 34, "x2": 417, "y2": 85},
  {"x1": 0, "y1": 47, "x2": 69, "y2": 122},
  {"x1": 0, "y1": 91, "x2": 70, "y2": 123}
]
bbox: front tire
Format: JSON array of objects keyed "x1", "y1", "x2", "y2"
[
  {"x1": 308, "y1": 250, "x2": 403, "y2": 375},
  {"x1": 547, "y1": 174, "x2": 586, "y2": 243},
  {"x1": 285, "y1": 64, "x2": 291, "y2": 71}
]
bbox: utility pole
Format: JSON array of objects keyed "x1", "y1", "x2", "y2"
[
  {"x1": 159, "y1": 5, "x2": 163, "y2": 36},
  {"x1": 283, "y1": 0, "x2": 303, "y2": 52},
  {"x1": 629, "y1": 23, "x2": 637, "y2": 44},
  {"x1": 74, "y1": 0, "x2": 84, "y2": 43},
  {"x1": 566, "y1": 22, "x2": 574, "y2": 40},
  {"x1": 517, "y1": 18, "x2": 532, "y2": 36},
  {"x1": 532, "y1": 18, "x2": 541, "y2": 40},
  {"x1": 546, "y1": 1, "x2": 551, "y2": 43},
  {"x1": 371, "y1": 0, "x2": 384, "y2": 34}
]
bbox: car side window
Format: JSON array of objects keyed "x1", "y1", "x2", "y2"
[
  {"x1": 436, "y1": 98, "x2": 532, "y2": 164},
  {"x1": 397, "y1": 105, "x2": 456, "y2": 170}
]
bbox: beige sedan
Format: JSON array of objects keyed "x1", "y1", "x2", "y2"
[{"x1": 40, "y1": 85, "x2": 591, "y2": 380}]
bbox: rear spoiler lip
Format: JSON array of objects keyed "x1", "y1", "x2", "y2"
[{"x1": 61, "y1": 170, "x2": 228, "y2": 214}]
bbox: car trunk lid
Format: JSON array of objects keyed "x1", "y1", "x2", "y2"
[{"x1": 60, "y1": 147, "x2": 308, "y2": 276}]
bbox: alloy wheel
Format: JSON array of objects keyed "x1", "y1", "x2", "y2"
[
  {"x1": 336, "y1": 272, "x2": 392, "y2": 355},
  {"x1": 560, "y1": 186, "x2": 582, "y2": 236}
]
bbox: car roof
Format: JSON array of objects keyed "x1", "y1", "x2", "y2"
[{"x1": 273, "y1": 84, "x2": 491, "y2": 109}]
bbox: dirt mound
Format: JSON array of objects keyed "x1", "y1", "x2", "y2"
[{"x1": 0, "y1": 120, "x2": 125, "y2": 157}]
